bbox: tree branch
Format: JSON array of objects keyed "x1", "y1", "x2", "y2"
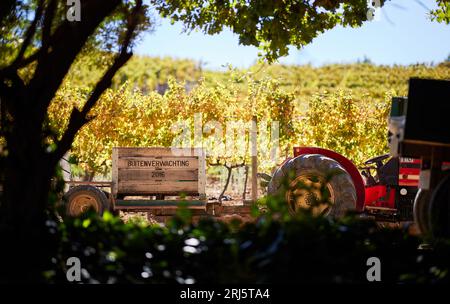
[
  {"x1": 28, "y1": 0, "x2": 121, "y2": 121},
  {"x1": 54, "y1": 51, "x2": 132, "y2": 161},
  {"x1": 0, "y1": 69, "x2": 26, "y2": 117},
  {"x1": 0, "y1": 0, "x2": 17, "y2": 26},
  {"x1": 208, "y1": 160, "x2": 223, "y2": 167},
  {"x1": 11, "y1": 0, "x2": 44, "y2": 67},
  {"x1": 1, "y1": 0, "x2": 58, "y2": 74},
  {"x1": 208, "y1": 159, "x2": 245, "y2": 202},
  {"x1": 0, "y1": 48, "x2": 40, "y2": 75},
  {"x1": 54, "y1": 0, "x2": 143, "y2": 161},
  {"x1": 41, "y1": 0, "x2": 57, "y2": 50},
  {"x1": 219, "y1": 165, "x2": 233, "y2": 202}
]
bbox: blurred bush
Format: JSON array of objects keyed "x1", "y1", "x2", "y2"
[{"x1": 37, "y1": 196, "x2": 450, "y2": 284}]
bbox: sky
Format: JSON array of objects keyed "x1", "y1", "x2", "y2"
[{"x1": 135, "y1": 0, "x2": 450, "y2": 70}]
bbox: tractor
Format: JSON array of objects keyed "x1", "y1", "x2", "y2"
[
  {"x1": 267, "y1": 78, "x2": 450, "y2": 238},
  {"x1": 268, "y1": 147, "x2": 422, "y2": 221}
]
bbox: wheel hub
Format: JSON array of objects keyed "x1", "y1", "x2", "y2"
[
  {"x1": 70, "y1": 194, "x2": 99, "y2": 216},
  {"x1": 286, "y1": 174, "x2": 335, "y2": 216}
]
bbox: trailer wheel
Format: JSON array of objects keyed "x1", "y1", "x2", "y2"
[
  {"x1": 429, "y1": 174, "x2": 450, "y2": 238},
  {"x1": 63, "y1": 185, "x2": 109, "y2": 217},
  {"x1": 413, "y1": 189, "x2": 432, "y2": 235},
  {"x1": 268, "y1": 154, "x2": 357, "y2": 218}
]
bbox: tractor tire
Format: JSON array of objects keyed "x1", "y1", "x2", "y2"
[
  {"x1": 268, "y1": 154, "x2": 357, "y2": 218},
  {"x1": 429, "y1": 173, "x2": 450, "y2": 238},
  {"x1": 63, "y1": 185, "x2": 109, "y2": 217},
  {"x1": 413, "y1": 189, "x2": 432, "y2": 236}
]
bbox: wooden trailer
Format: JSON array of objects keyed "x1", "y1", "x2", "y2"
[
  {"x1": 112, "y1": 147, "x2": 206, "y2": 206},
  {"x1": 63, "y1": 147, "x2": 252, "y2": 222},
  {"x1": 65, "y1": 147, "x2": 206, "y2": 217}
]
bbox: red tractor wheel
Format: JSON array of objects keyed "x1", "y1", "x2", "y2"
[{"x1": 268, "y1": 154, "x2": 357, "y2": 218}]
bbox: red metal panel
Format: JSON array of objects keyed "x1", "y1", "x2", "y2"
[
  {"x1": 399, "y1": 158, "x2": 420, "y2": 187},
  {"x1": 364, "y1": 185, "x2": 386, "y2": 204},
  {"x1": 399, "y1": 168, "x2": 420, "y2": 175},
  {"x1": 364, "y1": 185, "x2": 396, "y2": 209},
  {"x1": 293, "y1": 147, "x2": 365, "y2": 211},
  {"x1": 399, "y1": 179, "x2": 419, "y2": 187}
]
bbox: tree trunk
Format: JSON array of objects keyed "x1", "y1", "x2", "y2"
[
  {"x1": 0, "y1": 120, "x2": 59, "y2": 282},
  {"x1": 0, "y1": 0, "x2": 141, "y2": 282}
]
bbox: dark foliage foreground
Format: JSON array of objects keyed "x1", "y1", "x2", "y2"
[{"x1": 1, "y1": 196, "x2": 447, "y2": 284}]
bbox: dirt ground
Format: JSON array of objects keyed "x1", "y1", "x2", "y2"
[
  {"x1": 120, "y1": 174, "x2": 257, "y2": 225},
  {"x1": 119, "y1": 174, "x2": 420, "y2": 236}
]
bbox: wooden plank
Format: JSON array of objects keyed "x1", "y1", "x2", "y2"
[
  {"x1": 402, "y1": 139, "x2": 450, "y2": 148},
  {"x1": 115, "y1": 147, "x2": 203, "y2": 157},
  {"x1": 217, "y1": 205, "x2": 252, "y2": 215},
  {"x1": 400, "y1": 141, "x2": 450, "y2": 160},
  {"x1": 118, "y1": 169, "x2": 198, "y2": 182},
  {"x1": 115, "y1": 199, "x2": 206, "y2": 207},
  {"x1": 118, "y1": 181, "x2": 199, "y2": 194},
  {"x1": 117, "y1": 157, "x2": 198, "y2": 170},
  {"x1": 155, "y1": 209, "x2": 208, "y2": 215},
  {"x1": 112, "y1": 148, "x2": 119, "y2": 196},
  {"x1": 114, "y1": 200, "x2": 206, "y2": 211},
  {"x1": 116, "y1": 206, "x2": 207, "y2": 211},
  {"x1": 66, "y1": 181, "x2": 112, "y2": 186}
]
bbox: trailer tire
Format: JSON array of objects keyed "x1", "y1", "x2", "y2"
[
  {"x1": 429, "y1": 174, "x2": 450, "y2": 238},
  {"x1": 268, "y1": 154, "x2": 357, "y2": 218},
  {"x1": 63, "y1": 185, "x2": 109, "y2": 217},
  {"x1": 413, "y1": 189, "x2": 432, "y2": 236}
]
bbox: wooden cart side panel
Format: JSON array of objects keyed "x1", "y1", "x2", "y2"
[
  {"x1": 117, "y1": 157, "x2": 199, "y2": 169},
  {"x1": 114, "y1": 147, "x2": 202, "y2": 157},
  {"x1": 112, "y1": 147, "x2": 206, "y2": 197},
  {"x1": 118, "y1": 181, "x2": 199, "y2": 194},
  {"x1": 112, "y1": 147, "x2": 119, "y2": 196},
  {"x1": 118, "y1": 169, "x2": 198, "y2": 181}
]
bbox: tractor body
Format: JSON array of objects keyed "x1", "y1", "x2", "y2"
[{"x1": 291, "y1": 147, "x2": 423, "y2": 222}]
